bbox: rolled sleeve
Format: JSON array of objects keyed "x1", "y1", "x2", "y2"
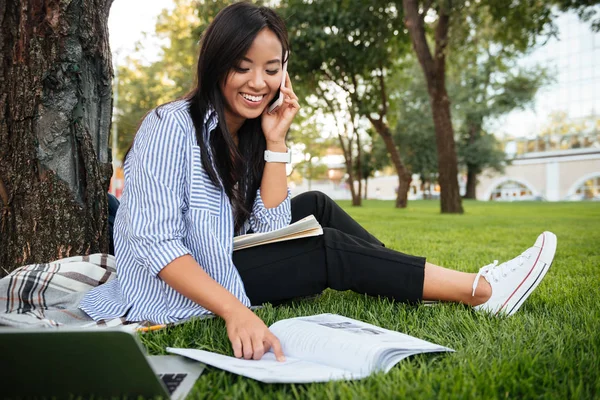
[
  {"x1": 124, "y1": 111, "x2": 191, "y2": 276},
  {"x1": 248, "y1": 187, "x2": 292, "y2": 233}
]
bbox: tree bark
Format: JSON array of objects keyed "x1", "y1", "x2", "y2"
[
  {"x1": 0, "y1": 0, "x2": 114, "y2": 274},
  {"x1": 336, "y1": 131, "x2": 361, "y2": 207},
  {"x1": 354, "y1": 130, "x2": 363, "y2": 205},
  {"x1": 430, "y1": 89, "x2": 463, "y2": 211},
  {"x1": 464, "y1": 165, "x2": 477, "y2": 199},
  {"x1": 463, "y1": 122, "x2": 481, "y2": 199},
  {"x1": 403, "y1": 0, "x2": 463, "y2": 214}
]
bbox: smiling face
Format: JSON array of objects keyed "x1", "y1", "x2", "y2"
[{"x1": 220, "y1": 28, "x2": 284, "y2": 135}]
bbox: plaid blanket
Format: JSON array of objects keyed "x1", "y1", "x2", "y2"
[{"x1": 0, "y1": 253, "x2": 143, "y2": 330}]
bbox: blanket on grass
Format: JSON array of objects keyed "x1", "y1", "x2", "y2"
[{"x1": 0, "y1": 253, "x2": 143, "y2": 330}]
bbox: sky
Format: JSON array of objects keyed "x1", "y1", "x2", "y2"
[
  {"x1": 107, "y1": 1, "x2": 599, "y2": 139},
  {"x1": 108, "y1": 0, "x2": 174, "y2": 64}
]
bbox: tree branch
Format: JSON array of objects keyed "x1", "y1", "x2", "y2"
[
  {"x1": 403, "y1": 0, "x2": 437, "y2": 83},
  {"x1": 434, "y1": 3, "x2": 450, "y2": 80},
  {"x1": 378, "y1": 63, "x2": 388, "y2": 119}
]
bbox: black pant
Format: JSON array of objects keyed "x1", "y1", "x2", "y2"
[{"x1": 233, "y1": 191, "x2": 426, "y2": 306}]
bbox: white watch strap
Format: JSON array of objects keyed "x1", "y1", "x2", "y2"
[{"x1": 264, "y1": 149, "x2": 291, "y2": 163}]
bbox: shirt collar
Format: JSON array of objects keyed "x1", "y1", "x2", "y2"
[{"x1": 202, "y1": 106, "x2": 218, "y2": 142}]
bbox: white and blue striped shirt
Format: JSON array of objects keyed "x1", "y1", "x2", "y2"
[{"x1": 79, "y1": 100, "x2": 291, "y2": 324}]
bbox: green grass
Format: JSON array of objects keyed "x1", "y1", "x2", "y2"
[{"x1": 141, "y1": 200, "x2": 600, "y2": 399}]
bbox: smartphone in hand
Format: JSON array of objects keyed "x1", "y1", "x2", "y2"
[{"x1": 267, "y1": 52, "x2": 289, "y2": 114}]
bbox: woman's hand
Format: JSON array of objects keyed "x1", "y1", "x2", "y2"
[
  {"x1": 222, "y1": 306, "x2": 285, "y2": 361},
  {"x1": 261, "y1": 72, "x2": 300, "y2": 145}
]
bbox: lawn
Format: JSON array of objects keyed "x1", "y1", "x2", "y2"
[{"x1": 141, "y1": 200, "x2": 600, "y2": 399}]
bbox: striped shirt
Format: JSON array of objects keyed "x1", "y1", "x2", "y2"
[{"x1": 79, "y1": 100, "x2": 291, "y2": 324}]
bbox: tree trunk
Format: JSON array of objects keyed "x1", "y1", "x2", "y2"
[
  {"x1": 364, "y1": 177, "x2": 368, "y2": 200},
  {"x1": 368, "y1": 118, "x2": 411, "y2": 208},
  {"x1": 430, "y1": 89, "x2": 463, "y2": 212},
  {"x1": 403, "y1": 0, "x2": 463, "y2": 214},
  {"x1": 0, "y1": 0, "x2": 114, "y2": 274},
  {"x1": 463, "y1": 123, "x2": 480, "y2": 199},
  {"x1": 355, "y1": 131, "x2": 363, "y2": 205},
  {"x1": 464, "y1": 165, "x2": 477, "y2": 199},
  {"x1": 346, "y1": 159, "x2": 361, "y2": 207}
]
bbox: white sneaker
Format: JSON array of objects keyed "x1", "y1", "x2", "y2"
[{"x1": 473, "y1": 231, "x2": 557, "y2": 316}]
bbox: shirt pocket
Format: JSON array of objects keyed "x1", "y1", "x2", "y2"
[{"x1": 190, "y1": 145, "x2": 222, "y2": 215}]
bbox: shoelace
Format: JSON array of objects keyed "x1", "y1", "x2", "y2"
[{"x1": 471, "y1": 252, "x2": 532, "y2": 296}]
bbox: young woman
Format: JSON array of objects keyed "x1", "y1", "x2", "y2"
[{"x1": 80, "y1": 2, "x2": 556, "y2": 362}]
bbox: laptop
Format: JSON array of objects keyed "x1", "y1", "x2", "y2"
[{"x1": 0, "y1": 328, "x2": 205, "y2": 399}]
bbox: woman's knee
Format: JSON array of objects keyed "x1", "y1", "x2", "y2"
[{"x1": 296, "y1": 190, "x2": 332, "y2": 206}]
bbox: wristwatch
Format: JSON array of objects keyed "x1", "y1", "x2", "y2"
[{"x1": 264, "y1": 149, "x2": 292, "y2": 163}]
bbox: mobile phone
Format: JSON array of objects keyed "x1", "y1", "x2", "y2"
[{"x1": 267, "y1": 52, "x2": 289, "y2": 114}]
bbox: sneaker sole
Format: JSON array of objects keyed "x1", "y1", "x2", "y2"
[{"x1": 498, "y1": 231, "x2": 557, "y2": 316}]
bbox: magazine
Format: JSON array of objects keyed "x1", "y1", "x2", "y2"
[
  {"x1": 167, "y1": 313, "x2": 453, "y2": 383},
  {"x1": 233, "y1": 215, "x2": 323, "y2": 251}
]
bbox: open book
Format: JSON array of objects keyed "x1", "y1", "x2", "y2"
[
  {"x1": 167, "y1": 314, "x2": 453, "y2": 383},
  {"x1": 233, "y1": 215, "x2": 323, "y2": 251}
]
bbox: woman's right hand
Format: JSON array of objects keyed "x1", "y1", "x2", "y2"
[{"x1": 222, "y1": 306, "x2": 285, "y2": 361}]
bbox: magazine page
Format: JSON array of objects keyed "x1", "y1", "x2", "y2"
[
  {"x1": 289, "y1": 314, "x2": 454, "y2": 373},
  {"x1": 268, "y1": 318, "x2": 385, "y2": 376},
  {"x1": 166, "y1": 314, "x2": 453, "y2": 384},
  {"x1": 233, "y1": 215, "x2": 322, "y2": 251},
  {"x1": 270, "y1": 314, "x2": 452, "y2": 376}
]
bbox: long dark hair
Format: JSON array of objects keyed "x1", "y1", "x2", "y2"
[{"x1": 187, "y1": 2, "x2": 289, "y2": 233}]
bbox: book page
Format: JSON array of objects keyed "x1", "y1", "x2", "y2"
[
  {"x1": 166, "y1": 348, "x2": 365, "y2": 383},
  {"x1": 233, "y1": 215, "x2": 322, "y2": 251}
]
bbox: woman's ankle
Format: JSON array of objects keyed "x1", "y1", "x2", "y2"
[{"x1": 469, "y1": 276, "x2": 492, "y2": 306}]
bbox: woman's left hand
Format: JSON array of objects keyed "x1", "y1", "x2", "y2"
[{"x1": 261, "y1": 72, "x2": 300, "y2": 145}]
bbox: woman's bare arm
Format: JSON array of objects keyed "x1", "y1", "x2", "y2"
[{"x1": 158, "y1": 255, "x2": 285, "y2": 361}]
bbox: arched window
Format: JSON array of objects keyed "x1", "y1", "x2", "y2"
[
  {"x1": 567, "y1": 175, "x2": 600, "y2": 201},
  {"x1": 489, "y1": 180, "x2": 535, "y2": 201}
]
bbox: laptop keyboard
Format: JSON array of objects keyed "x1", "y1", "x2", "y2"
[{"x1": 157, "y1": 373, "x2": 188, "y2": 395}]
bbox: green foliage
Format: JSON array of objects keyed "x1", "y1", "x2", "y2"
[
  {"x1": 141, "y1": 200, "x2": 600, "y2": 399},
  {"x1": 446, "y1": 5, "x2": 552, "y2": 176},
  {"x1": 359, "y1": 129, "x2": 389, "y2": 181},
  {"x1": 281, "y1": 0, "x2": 409, "y2": 135},
  {"x1": 282, "y1": 0, "x2": 408, "y2": 110},
  {"x1": 457, "y1": 133, "x2": 506, "y2": 175},
  {"x1": 114, "y1": 0, "x2": 202, "y2": 159}
]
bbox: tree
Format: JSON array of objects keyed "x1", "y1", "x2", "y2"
[
  {"x1": 402, "y1": 0, "x2": 463, "y2": 213},
  {"x1": 283, "y1": 0, "x2": 414, "y2": 208},
  {"x1": 401, "y1": 0, "x2": 562, "y2": 212},
  {"x1": 0, "y1": 0, "x2": 113, "y2": 273},
  {"x1": 447, "y1": 8, "x2": 551, "y2": 199}
]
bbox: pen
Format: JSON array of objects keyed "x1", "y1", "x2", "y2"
[{"x1": 137, "y1": 324, "x2": 167, "y2": 333}]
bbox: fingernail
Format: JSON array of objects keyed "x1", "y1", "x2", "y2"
[{"x1": 277, "y1": 356, "x2": 286, "y2": 362}]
